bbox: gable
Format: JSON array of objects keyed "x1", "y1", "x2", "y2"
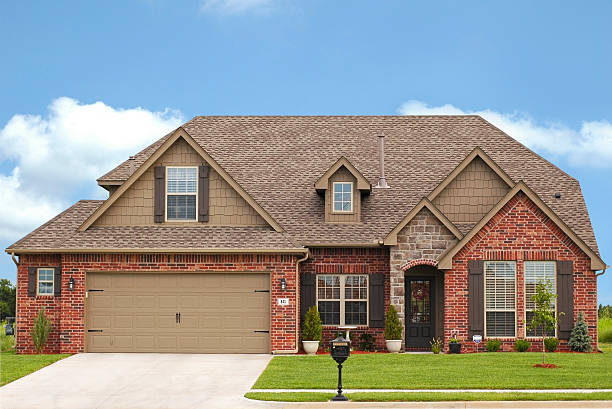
[
  {"x1": 325, "y1": 166, "x2": 361, "y2": 223},
  {"x1": 432, "y1": 156, "x2": 511, "y2": 224},
  {"x1": 94, "y1": 138, "x2": 267, "y2": 227}
]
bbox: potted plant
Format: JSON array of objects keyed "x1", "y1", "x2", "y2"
[
  {"x1": 302, "y1": 306, "x2": 322, "y2": 355},
  {"x1": 448, "y1": 336, "x2": 461, "y2": 354},
  {"x1": 384, "y1": 305, "x2": 403, "y2": 353}
]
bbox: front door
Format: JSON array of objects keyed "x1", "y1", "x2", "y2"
[{"x1": 405, "y1": 278, "x2": 435, "y2": 348}]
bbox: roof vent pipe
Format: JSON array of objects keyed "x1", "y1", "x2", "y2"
[
  {"x1": 374, "y1": 135, "x2": 390, "y2": 189},
  {"x1": 128, "y1": 156, "x2": 136, "y2": 175}
]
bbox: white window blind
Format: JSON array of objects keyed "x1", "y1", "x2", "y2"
[
  {"x1": 166, "y1": 167, "x2": 197, "y2": 221},
  {"x1": 525, "y1": 261, "x2": 556, "y2": 337},
  {"x1": 485, "y1": 261, "x2": 516, "y2": 337}
]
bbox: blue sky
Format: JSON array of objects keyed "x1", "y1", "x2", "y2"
[{"x1": 0, "y1": 1, "x2": 611, "y2": 303}]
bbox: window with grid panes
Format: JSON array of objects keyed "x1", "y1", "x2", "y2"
[
  {"x1": 316, "y1": 275, "x2": 368, "y2": 326},
  {"x1": 485, "y1": 261, "x2": 516, "y2": 337},
  {"x1": 166, "y1": 167, "x2": 197, "y2": 221}
]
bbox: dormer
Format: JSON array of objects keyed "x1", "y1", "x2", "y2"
[{"x1": 315, "y1": 157, "x2": 371, "y2": 223}]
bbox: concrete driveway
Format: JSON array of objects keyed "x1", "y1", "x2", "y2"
[{"x1": 0, "y1": 353, "x2": 275, "y2": 409}]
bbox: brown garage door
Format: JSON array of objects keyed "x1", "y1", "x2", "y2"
[{"x1": 86, "y1": 272, "x2": 270, "y2": 353}]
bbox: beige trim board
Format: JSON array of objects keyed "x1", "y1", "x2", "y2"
[
  {"x1": 427, "y1": 146, "x2": 514, "y2": 202},
  {"x1": 79, "y1": 128, "x2": 284, "y2": 232},
  {"x1": 383, "y1": 198, "x2": 463, "y2": 246},
  {"x1": 437, "y1": 181, "x2": 605, "y2": 271},
  {"x1": 302, "y1": 242, "x2": 382, "y2": 248},
  {"x1": 6, "y1": 247, "x2": 308, "y2": 255},
  {"x1": 314, "y1": 156, "x2": 371, "y2": 192}
]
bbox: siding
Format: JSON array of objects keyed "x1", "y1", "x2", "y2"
[
  {"x1": 325, "y1": 166, "x2": 361, "y2": 223},
  {"x1": 433, "y1": 157, "x2": 510, "y2": 223},
  {"x1": 94, "y1": 139, "x2": 267, "y2": 227}
]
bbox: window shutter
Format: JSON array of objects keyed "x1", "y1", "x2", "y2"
[
  {"x1": 54, "y1": 267, "x2": 62, "y2": 297},
  {"x1": 154, "y1": 166, "x2": 165, "y2": 223},
  {"x1": 198, "y1": 165, "x2": 209, "y2": 222},
  {"x1": 300, "y1": 273, "x2": 316, "y2": 325},
  {"x1": 369, "y1": 273, "x2": 385, "y2": 328},
  {"x1": 468, "y1": 260, "x2": 485, "y2": 337},
  {"x1": 28, "y1": 267, "x2": 37, "y2": 297},
  {"x1": 557, "y1": 260, "x2": 573, "y2": 340}
]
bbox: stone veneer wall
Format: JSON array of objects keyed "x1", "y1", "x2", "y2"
[{"x1": 389, "y1": 208, "x2": 458, "y2": 330}]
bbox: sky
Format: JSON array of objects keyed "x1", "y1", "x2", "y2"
[{"x1": 0, "y1": 1, "x2": 611, "y2": 304}]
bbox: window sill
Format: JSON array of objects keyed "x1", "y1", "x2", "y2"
[{"x1": 322, "y1": 325, "x2": 369, "y2": 329}]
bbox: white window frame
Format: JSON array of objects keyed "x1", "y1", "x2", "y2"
[
  {"x1": 37, "y1": 268, "x2": 54, "y2": 296},
  {"x1": 165, "y1": 166, "x2": 198, "y2": 222},
  {"x1": 332, "y1": 182, "x2": 353, "y2": 213},
  {"x1": 484, "y1": 261, "x2": 517, "y2": 338},
  {"x1": 316, "y1": 274, "x2": 368, "y2": 326},
  {"x1": 524, "y1": 261, "x2": 557, "y2": 338}
]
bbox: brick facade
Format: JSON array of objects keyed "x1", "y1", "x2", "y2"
[
  {"x1": 445, "y1": 192, "x2": 598, "y2": 352},
  {"x1": 299, "y1": 247, "x2": 390, "y2": 351},
  {"x1": 16, "y1": 253, "x2": 298, "y2": 354}
]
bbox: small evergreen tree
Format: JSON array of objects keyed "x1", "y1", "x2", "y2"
[
  {"x1": 302, "y1": 306, "x2": 322, "y2": 341},
  {"x1": 31, "y1": 307, "x2": 52, "y2": 353},
  {"x1": 568, "y1": 312, "x2": 592, "y2": 352},
  {"x1": 384, "y1": 305, "x2": 403, "y2": 340},
  {"x1": 527, "y1": 279, "x2": 562, "y2": 364}
]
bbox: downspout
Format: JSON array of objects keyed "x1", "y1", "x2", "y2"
[
  {"x1": 294, "y1": 251, "x2": 310, "y2": 353},
  {"x1": 10, "y1": 253, "x2": 19, "y2": 347}
]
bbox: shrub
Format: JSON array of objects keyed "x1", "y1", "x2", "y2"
[
  {"x1": 384, "y1": 305, "x2": 403, "y2": 340},
  {"x1": 486, "y1": 339, "x2": 501, "y2": 352},
  {"x1": 358, "y1": 333, "x2": 375, "y2": 352},
  {"x1": 430, "y1": 337, "x2": 442, "y2": 354},
  {"x1": 302, "y1": 306, "x2": 322, "y2": 341},
  {"x1": 31, "y1": 307, "x2": 52, "y2": 353},
  {"x1": 569, "y1": 312, "x2": 592, "y2": 352},
  {"x1": 599, "y1": 317, "x2": 612, "y2": 343},
  {"x1": 515, "y1": 339, "x2": 530, "y2": 352},
  {"x1": 544, "y1": 337, "x2": 559, "y2": 352}
]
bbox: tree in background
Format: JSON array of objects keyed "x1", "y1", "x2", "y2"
[
  {"x1": 527, "y1": 280, "x2": 562, "y2": 365},
  {"x1": 0, "y1": 279, "x2": 16, "y2": 321},
  {"x1": 599, "y1": 304, "x2": 612, "y2": 319}
]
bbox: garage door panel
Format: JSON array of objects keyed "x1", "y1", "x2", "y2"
[
  {"x1": 179, "y1": 295, "x2": 200, "y2": 308},
  {"x1": 158, "y1": 295, "x2": 177, "y2": 308},
  {"x1": 134, "y1": 296, "x2": 156, "y2": 308},
  {"x1": 135, "y1": 336, "x2": 155, "y2": 349},
  {"x1": 158, "y1": 336, "x2": 178, "y2": 348},
  {"x1": 92, "y1": 316, "x2": 111, "y2": 329},
  {"x1": 134, "y1": 316, "x2": 155, "y2": 329},
  {"x1": 92, "y1": 295, "x2": 112, "y2": 308},
  {"x1": 114, "y1": 296, "x2": 133, "y2": 308}
]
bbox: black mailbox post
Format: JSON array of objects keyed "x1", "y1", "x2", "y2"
[{"x1": 330, "y1": 335, "x2": 351, "y2": 401}]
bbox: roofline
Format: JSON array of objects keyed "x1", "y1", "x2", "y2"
[
  {"x1": 437, "y1": 181, "x2": 606, "y2": 271},
  {"x1": 6, "y1": 247, "x2": 308, "y2": 255},
  {"x1": 314, "y1": 156, "x2": 371, "y2": 191},
  {"x1": 78, "y1": 127, "x2": 285, "y2": 233},
  {"x1": 383, "y1": 198, "x2": 463, "y2": 245}
]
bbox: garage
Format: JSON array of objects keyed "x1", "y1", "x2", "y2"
[{"x1": 85, "y1": 272, "x2": 270, "y2": 353}]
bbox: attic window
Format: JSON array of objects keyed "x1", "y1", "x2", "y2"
[
  {"x1": 333, "y1": 182, "x2": 353, "y2": 213},
  {"x1": 166, "y1": 167, "x2": 197, "y2": 221}
]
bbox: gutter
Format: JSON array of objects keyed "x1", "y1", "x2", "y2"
[
  {"x1": 596, "y1": 265, "x2": 609, "y2": 277},
  {"x1": 6, "y1": 247, "x2": 309, "y2": 255}
]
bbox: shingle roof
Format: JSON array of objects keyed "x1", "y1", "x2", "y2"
[{"x1": 10, "y1": 116, "x2": 599, "y2": 255}]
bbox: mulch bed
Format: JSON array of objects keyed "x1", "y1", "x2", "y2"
[{"x1": 533, "y1": 363, "x2": 559, "y2": 368}]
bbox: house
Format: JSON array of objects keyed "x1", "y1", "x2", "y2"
[{"x1": 7, "y1": 116, "x2": 604, "y2": 354}]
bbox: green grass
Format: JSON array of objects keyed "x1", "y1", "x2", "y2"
[
  {"x1": 599, "y1": 317, "x2": 612, "y2": 343},
  {"x1": 253, "y1": 351, "x2": 612, "y2": 389},
  {"x1": 1, "y1": 329, "x2": 15, "y2": 352},
  {"x1": 1, "y1": 351, "x2": 70, "y2": 386},
  {"x1": 245, "y1": 392, "x2": 612, "y2": 402}
]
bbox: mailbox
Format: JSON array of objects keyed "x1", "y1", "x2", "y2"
[
  {"x1": 330, "y1": 335, "x2": 351, "y2": 364},
  {"x1": 4, "y1": 323, "x2": 14, "y2": 336}
]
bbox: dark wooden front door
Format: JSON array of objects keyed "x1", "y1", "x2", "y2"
[{"x1": 405, "y1": 278, "x2": 435, "y2": 348}]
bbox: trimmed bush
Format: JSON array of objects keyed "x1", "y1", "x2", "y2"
[
  {"x1": 302, "y1": 306, "x2": 322, "y2": 341},
  {"x1": 485, "y1": 339, "x2": 501, "y2": 352},
  {"x1": 384, "y1": 305, "x2": 403, "y2": 340},
  {"x1": 569, "y1": 312, "x2": 593, "y2": 352},
  {"x1": 31, "y1": 307, "x2": 52, "y2": 353},
  {"x1": 544, "y1": 337, "x2": 559, "y2": 352},
  {"x1": 515, "y1": 339, "x2": 531, "y2": 352},
  {"x1": 359, "y1": 333, "x2": 375, "y2": 352}
]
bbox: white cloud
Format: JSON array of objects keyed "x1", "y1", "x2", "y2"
[
  {"x1": 0, "y1": 97, "x2": 183, "y2": 241},
  {"x1": 399, "y1": 100, "x2": 612, "y2": 167},
  {"x1": 201, "y1": 0, "x2": 273, "y2": 14}
]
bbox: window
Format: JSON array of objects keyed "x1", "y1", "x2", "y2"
[
  {"x1": 525, "y1": 261, "x2": 556, "y2": 337},
  {"x1": 166, "y1": 167, "x2": 197, "y2": 221},
  {"x1": 485, "y1": 261, "x2": 516, "y2": 337},
  {"x1": 317, "y1": 274, "x2": 368, "y2": 326},
  {"x1": 332, "y1": 182, "x2": 353, "y2": 212},
  {"x1": 37, "y1": 268, "x2": 54, "y2": 295}
]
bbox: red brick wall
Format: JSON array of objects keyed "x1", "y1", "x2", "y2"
[
  {"x1": 445, "y1": 192, "x2": 598, "y2": 352},
  {"x1": 16, "y1": 253, "x2": 298, "y2": 354},
  {"x1": 299, "y1": 247, "x2": 390, "y2": 351}
]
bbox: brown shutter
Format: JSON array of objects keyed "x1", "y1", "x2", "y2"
[
  {"x1": 28, "y1": 267, "x2": 37, "y2": 297},
  {"x1": 53, "y1": 267, "x2": 62, "y2": 297},
  {"x1": 154, "y1": 166, "x2": 165, "y2": 223},
  {"x1": 369, "y1": 273, "x2": 385, "y2": 328},
  {"x1": 557, "y1": 260, "x2": 574, "y2": 340},
  {"x1": 468, "y1": 260, "x2": 485, "y2": 337},
  {"x1": 300, "y1": 273, "x2": 316, "y2": 324},
  {"x1": 198, "y1": 165, "x2": 209, "y2": 222}
]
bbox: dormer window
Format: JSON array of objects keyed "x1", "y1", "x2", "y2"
[
  {"x1": 333, "y1": 182, "x2": 353, "y2": 213},
  {"x1": 166, "y1": 166, "x2": 198, "y2": 221}
]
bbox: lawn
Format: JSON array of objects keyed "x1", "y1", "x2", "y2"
[
  {"x1": 600, "y1": 317, "x2": 612, "y2": 343},
  {"x1": 1, "y1": 351, "x2": 71, "y2": 386},
  {"x1": 253, "y1": 348, "x2": 612, "y2": 390}
]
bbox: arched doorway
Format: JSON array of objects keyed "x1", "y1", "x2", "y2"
[{"x1": 404, "y1": 264, "x2": 444, "y2": 349}]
